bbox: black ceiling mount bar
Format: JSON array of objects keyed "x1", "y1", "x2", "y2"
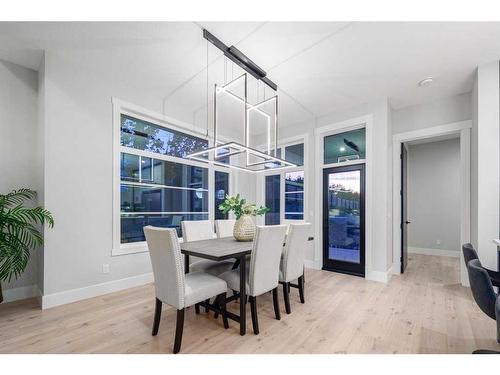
[{"x1": 203, "y1": 29, "x2": 278, "y2": 91}]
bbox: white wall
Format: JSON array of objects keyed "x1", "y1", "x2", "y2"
[
  {"x1": 407, "y1": 139, "x2": 461, "y2": 254},
  {"x1": 393, "y1": 93, "x2": 472, "y2": 134},
  {"x1": 37, "y1": 50, "x2": 257, "y2": 307},
  {"x1": 470, "y1": 71, "x2": 478, "y2": 260},
  {"x1": 278, "y1": 93, "x2": 476, "y2": 279},
  {"x1": 39, "y1": 50, "x2": 175, "y2": 301},
  {"x1": 470, "y1": 61, "x2": 500, "y2": 270},
  {"x1": 0, "y1": 60, "x2": 40, "y2": 301},
  {"x1": 369, "y1": 98, "x2": 393, "y2": 275},
  {"x1": 37, "y1": 55, "x2": 45, "y2": 295},
  {"x1": 273, "y1": 98, "x2": 393, "y2": 280}
]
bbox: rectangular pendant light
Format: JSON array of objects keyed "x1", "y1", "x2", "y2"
[{"x1": 187, "y1": 30, "x2": 294, "y2": 173}]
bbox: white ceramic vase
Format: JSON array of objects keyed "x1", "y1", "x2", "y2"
[{"x1": 233, "y1": 214, "x2": 255, "y2": 242}]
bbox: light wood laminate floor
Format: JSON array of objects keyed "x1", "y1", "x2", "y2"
[{"x1": 1, "y1": 254, "x2": 498, "y2": 353}]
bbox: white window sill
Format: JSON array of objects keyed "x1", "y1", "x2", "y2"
[{"x1": 112, "y1": 238, "x2": 186, "y2": 256}]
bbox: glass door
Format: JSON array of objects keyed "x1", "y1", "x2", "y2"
[{"x1": 322, "y1": 164, "x2": 365, "y2": 277}]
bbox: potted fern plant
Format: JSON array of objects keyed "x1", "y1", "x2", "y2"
[
  {"x1": 218, "y1": 194, "x2": 269, "y2": 241},
  {"x1": 0, "y1": 189, "x2": 54, "y2": 303}
]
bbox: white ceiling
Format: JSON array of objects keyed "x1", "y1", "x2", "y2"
[{"x1": 1, "y1": 21, "x2": 500, "y2": 129}]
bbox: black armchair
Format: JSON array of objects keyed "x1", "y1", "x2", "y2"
[
  {"x1": 466, "y1": 259, "x2": 500, "y2": 354},
  {"x1": 462, "y1": 243, "x2": 500, "y2": 288}
]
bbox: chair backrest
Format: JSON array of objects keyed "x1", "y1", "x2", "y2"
[
  {"x1": 248, "y1": 225, "x2": 287, "y2": 296},
  {"x1": 215, "y1": 219, "x2": 236, "y2": 238},
  {"x1": 466, "y1": 259, "x2": 497, "y2": 320},
  {"x1": 496, "y1": 297, "x2": 500, "y2": 341},
  {"x1": 144, "y1": 226, "x2": 185, "y2": 309},
  {"x1": 462, "y1": 243, "x2": 479, "y2": 266},
  {"x1": 282, "y1": 223, "x2": 311, "y2": 282},
  {"x1": 284, "y1": 219, "x2": 305, "y2": 234},
  {"x1": 181, "y1": 220, "x2": 215, "y2": 241}
]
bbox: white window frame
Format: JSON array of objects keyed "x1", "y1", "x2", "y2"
[
  {"x1": 256, "y1": 133, "x2": 309, "y2": 225},
  {"x1": 112, "y1": 98, "x2": 233, "y2": 256}
]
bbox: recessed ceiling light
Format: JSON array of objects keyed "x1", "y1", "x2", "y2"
[{"x1": 418, "y1": 77, "x2": 434, "y2": 87}]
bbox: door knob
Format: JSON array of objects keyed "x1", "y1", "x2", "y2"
[{"x1": 405, "y1": 221, "x2": 411, "y2": 224}]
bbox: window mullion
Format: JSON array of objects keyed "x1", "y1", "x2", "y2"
[{"x1": 209, "y1": 166, "x2": 215, "y2": 222}]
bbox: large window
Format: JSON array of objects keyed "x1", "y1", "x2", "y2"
[
  {"x1": 215, "y1": 171, "x2": 229, "y2": 220},
  {"x1": 265, "y1": 143, "x2": 304, "y2": 169},
  {"x1": 284, "y1": 143, "x2": 304, "y2": 166},
  {"x1": 120, "y1": 153, "x2": 209, "y2": 243},
  {"x1": 285, "y1": 171, "x2": 304, "y2": 220},
  {"x1": 264, "y1": 141, "x2": 305, "y2": 224},
  {"x1": 115, "y1": 110, "x2": 230, "y2": 250},
  {"x1": 265, "y1": 175, "x2": 281, "y2": 225},
  {"x1": 324, "y1": 128, "x2": 366, "y2": 164},
  {"x1": 121, "y1": 114, "x2": 208, "y2": 158}
]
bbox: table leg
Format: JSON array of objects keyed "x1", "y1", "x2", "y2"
[
  {"x1": 184, "y1": 254, "x2": 189, "y2": 274},
  {"x1": 239, "y1": 254, "x2": 246, "y2": 336}
]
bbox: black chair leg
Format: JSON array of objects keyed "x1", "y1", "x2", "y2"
[
  {"x1": 214, "y1": 296, "x2": 220, "y2": 319},
  {"x1": 152, "y1": 298, "x2": 162, "y2": 336},
  {"x1": 195, "y1": 303, "x2": 200, "y2": 314},
  {"x1": 219, "y1": 293, "x2": 229, "y2": 329},
  {"x1": 298, "y1": 275, "x2": 305, "y2": 304},
  {"x1": 272, "y1": 287, "x2": 281, "y2": 320},
  {"x1": 173, "y1": 308, "x2": 185, "y2": 354},
  {"x1": 249, "y1": 296, "x2": 259, "y2": 335},
  {"x1": 205, "y1": 299, "x2": 210, "y2": 313},
  {"x1": 283, "y1": 282, "x2": 291, "y2": 314}
]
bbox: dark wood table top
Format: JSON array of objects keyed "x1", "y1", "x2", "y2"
[
  {"x1": 180, "y1": 237, "x2": 253, "y2": 261},
  {"x1": 180, "y1": 236, "x2": 314, "y2": 261}
]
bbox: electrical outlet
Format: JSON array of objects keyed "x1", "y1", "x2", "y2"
[
  {"x1": 436, "y1": 239, "x2": 441, "y2": 246},
  {"x1": 102, "y1": 264, "x2": 110, "y2": 274}
]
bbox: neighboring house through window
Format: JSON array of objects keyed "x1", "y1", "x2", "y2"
[
  {"x1": 263, "y1": 140, "x2": 306, "y2": 224},
  {"x1": 112, "y1": 100, "x2": 232, "y2": 255}
]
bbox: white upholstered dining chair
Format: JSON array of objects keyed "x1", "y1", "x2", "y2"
[
  {"x1": 181, "y1": 220, "x2": 235, "y2": 276},
  {"x1": 279, "y1": 222, "x2": 311, "y2": 314},
  {"x1": 144, "y1": 226, "x2": 229, "y2": 353},
  {"x1": 219, "y1": 225, "x2": 287, "y2": 334},
  {"x1": 283, "y1": 219, "x2": 305, "y2": 234},
  {"x1": 215, "y1": 219, "x2": 236, "y2": 238}
]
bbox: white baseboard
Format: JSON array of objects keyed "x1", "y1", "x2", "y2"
[
  {"x1": 36, "y1": 285, "x2": 43, "y2": 307},
  {"x1": 41, "y1": 272, "x2": 154, "y2": 310},
  {"x1": 366, "y1": 267, "x2": 392, "y2": 283},
  {"x1": 3, "y1": 284, "x2": 40, "y2": 303},
  {"x1": 409, "y1": 246, "x2": 460, "y2": 258}
]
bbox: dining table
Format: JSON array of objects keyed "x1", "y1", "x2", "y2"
[{"x1": 180, "y1": 235, "x2": 314, "y2": 336}]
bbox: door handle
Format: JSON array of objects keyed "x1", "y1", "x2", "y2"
[{"x1": 405, "y1": 221, "x2": 411, "y2": 224}]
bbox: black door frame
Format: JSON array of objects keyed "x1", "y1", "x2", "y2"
[
  {"x1": 400, "y1": 143, "x2": 409, "y2": 274},
  {"x1": 322, "y1": 163, "x2": 366, "y2": 277}
]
